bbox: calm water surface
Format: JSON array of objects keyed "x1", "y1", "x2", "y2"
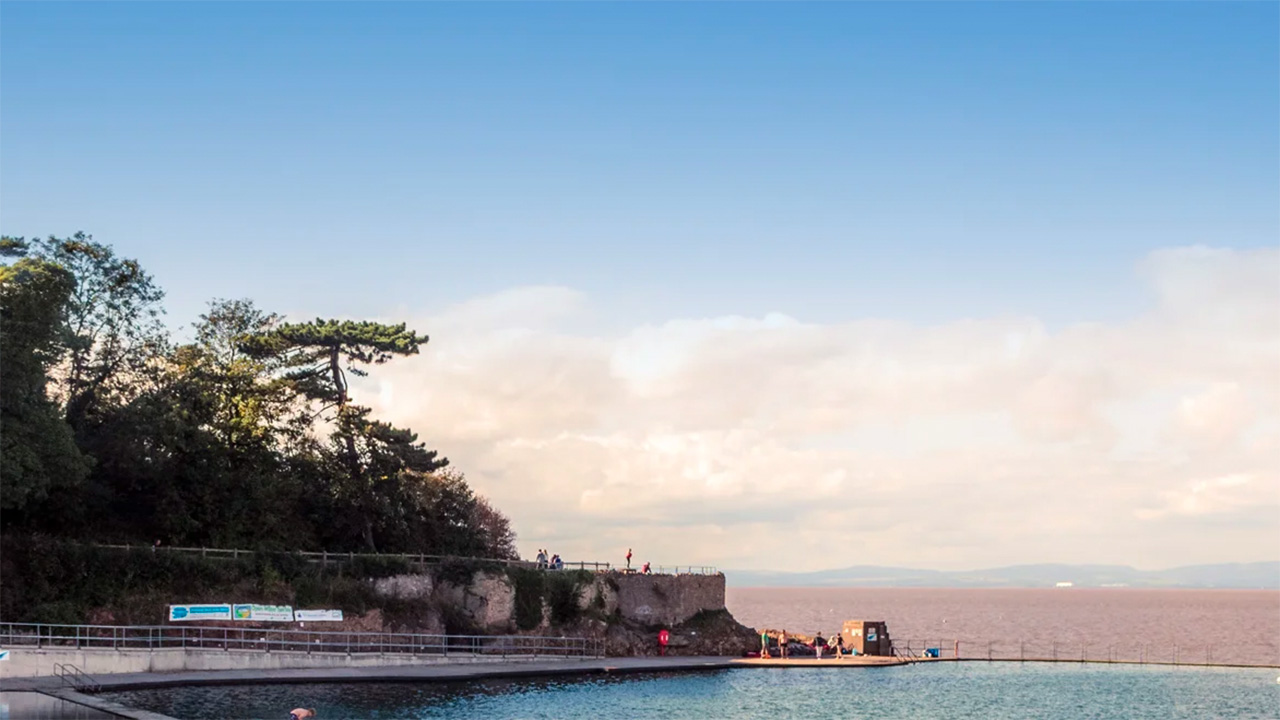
[
  {"x1": 727, "y1": 587, "x2": 1280, "y2": 666},
  {"x1": 107, "y1": 664, "x2": 1280, "y2": 720}
]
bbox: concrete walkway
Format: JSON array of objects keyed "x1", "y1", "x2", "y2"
[{"x1": 5, "y1": 655, "x2": 916, "y2": 719}]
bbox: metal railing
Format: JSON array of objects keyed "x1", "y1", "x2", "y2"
[
  {"x1": 621, "y1": 566, "x2": 720, "y2": 576},
  {"x1": 92, "y1": 544, "x2": 612, "y2": 573},
  {"x1": 1, "y1": 623, "x2": 603, "y2": 659},
  {"x1": 888, "y1": 638, "x2": 1279, "y2": 668},
  {"x1": 53, "y1": 662, "x2": 101, "y2": 692}
]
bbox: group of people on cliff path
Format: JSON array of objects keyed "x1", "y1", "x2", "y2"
[
  {"x1": 760, "y1": 629, "x2": 847, "y2": 659},
  {"x1": 535, "y1": 549, "x2": 564, "y2": 570}
]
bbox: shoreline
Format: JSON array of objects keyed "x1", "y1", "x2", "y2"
[{"x1": 10, "y1": 654, "x2": 1278, "y2": 720}]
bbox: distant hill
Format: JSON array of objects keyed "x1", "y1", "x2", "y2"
[{"x1": 725, "y1": 562, "x2": 1280, "y2": 589}]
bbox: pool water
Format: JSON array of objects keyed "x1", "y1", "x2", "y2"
[{"x1": 107, "y1": 663, "x2": 1280, "y2": 720}]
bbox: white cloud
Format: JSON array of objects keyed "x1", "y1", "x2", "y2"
[{"x1": 354, "y1": 247, "x2": 1280, "y2": 571}]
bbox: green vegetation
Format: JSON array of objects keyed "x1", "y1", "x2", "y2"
[
  {"x1": 506, "y1": 568, "x2": 594, "y2": 630},
  {"x1": 0, "y1": 536, "x2": 428, "y2": 624},
  {"x1": 0, "y1": 233, "x2": 519, "y2": 621}
]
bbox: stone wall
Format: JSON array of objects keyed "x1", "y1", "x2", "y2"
[
  {"x1": 0, "y1": 647, "x2": 556, "y2": 679},
  {"x1": 369, "y1": 569, "x2": 725, "y2": 633},
  {"x1": 610, "y1": 573, "x2": 726, "y2": 627}
]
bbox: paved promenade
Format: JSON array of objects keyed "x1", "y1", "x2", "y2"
[{"x1": 4, "y1": 654, "x2": 917, "y2": 719}]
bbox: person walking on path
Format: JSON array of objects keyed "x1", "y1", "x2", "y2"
[{"x1": 626, "y1": 548, "x2": 633, "y2": 570}]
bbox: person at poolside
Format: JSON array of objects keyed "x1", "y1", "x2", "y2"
[{"x1": 289, "y1": 709, "x2": 315, "y2": 719}]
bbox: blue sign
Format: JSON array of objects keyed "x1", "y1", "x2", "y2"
[{"x1": 169, "y1": 604, "x2": 232, "y2": 621}]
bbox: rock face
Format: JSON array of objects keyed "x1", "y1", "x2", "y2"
[
  {"x1": 373, "y1": 574, "x2": 434, "y2": 600},
  {"x1": 436, "y1": 571, "x2": 516, "y2": 633},
  {"x1": 369, "y1": 568, "x2": 746, "y2": 656},
  {"x1": 611, "y1": 573, "x2": 726, "y2": 626}
]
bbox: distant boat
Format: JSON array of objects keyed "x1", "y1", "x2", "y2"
[{"x1": 1055, "y1": 581, "x2": 1074, "y2": 588}]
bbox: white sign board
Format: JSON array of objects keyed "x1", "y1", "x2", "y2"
[
  {"x1": 293, "y1": 609, "x2": 343, "y2": 622},
  {"x1": 0, "y1": 649, "x2": 10, "y2": 661},
  {"x1": 169, "y1": 604, "x2": 232, "y2": 622},
  {"x1": 233, "y1": 604, "x2": 294, "y2": 622}
]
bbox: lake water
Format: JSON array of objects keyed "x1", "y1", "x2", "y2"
[
  {"x1": 727, "y1": 587, "x2": 1280, "y2": 666},
  {"x1": 106, "y1": 664, "x2": 1280, "y2": 719}
]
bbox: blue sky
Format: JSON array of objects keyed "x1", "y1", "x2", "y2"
[
  {"x1": 3, "y1": 2, "x2": 1275, "y2": 331},
  {"x1": 3, "y1": 3, "x2": 1277, "y2": 569}
]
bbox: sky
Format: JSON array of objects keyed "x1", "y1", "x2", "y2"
[{"x1": 2, "y1": 2, "x2": 1277, "y2": 572}]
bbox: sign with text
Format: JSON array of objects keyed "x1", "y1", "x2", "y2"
[
  {"x1": 293, "y1": 609, "x2": 343, "y2": 622},
  {"x1": 233, "y1": 604, "x2": 294, "y2": 622},
  {"x1": 169, "y1": 604, "x2": 232, "y2": 622}
]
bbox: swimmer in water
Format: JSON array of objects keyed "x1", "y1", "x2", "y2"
[{"x1": 290, "y1": 709, "x2": 316, "y2": 719}]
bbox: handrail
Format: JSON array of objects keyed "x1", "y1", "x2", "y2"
[
  {"x1": 886, "y1": 638, "x2": 1279, "y2": 668},
  {"x1": 2, "y1": 622, "x2": 604, "y2": 659},
  {"x1": 653, "y1": 566, "x2": 720, "y2": 575},
  {"x1": 53, "y1": 662, "x2": 101, "y2": 693},
  {"x1": 90, "y1": 544, "x2": 613, "y2": 573}
]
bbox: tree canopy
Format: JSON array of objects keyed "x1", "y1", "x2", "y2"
[{"x1": 0, "y1": 234, "x2": 516, "y2": 559}]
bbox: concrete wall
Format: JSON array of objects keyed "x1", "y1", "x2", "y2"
[
  {"x1": 612, "y1": 573, "x2": 725, "y2": 627},
  {"x1": 0, "y1": 647, "x2": 530, "y2": 679}
]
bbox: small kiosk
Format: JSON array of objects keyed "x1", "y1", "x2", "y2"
[{"x1": 840, "y1": 620, "x2": 891, "y2": 656}]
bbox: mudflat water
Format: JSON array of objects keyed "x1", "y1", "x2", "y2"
[
  {"x1": 107, "y1": 664, "x2": 1280, "y2": 719},
  {"x1": 727, "y1": 587, "x2": 1280, "y2": 666}
]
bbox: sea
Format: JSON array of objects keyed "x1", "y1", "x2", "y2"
[
  {"x1": 727, "y1": 586, "x2": 1280, "y2": 667},
  {"x1": 103, "y1": 588, "x2": 1280, "y2": 719}
]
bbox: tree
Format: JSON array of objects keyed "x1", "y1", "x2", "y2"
[
  {"x1": 0, "y1": 257, "x2": 89, "y2": 510},
  {"x1": 241, "y1": 319, "x2": 447, "y2": 550},
  {"x1": 23, "y1": 233, "x2": 166, "y2": 432},
  {"x1": 471, "y1": 494, "x2": 519, "y2": 560}
]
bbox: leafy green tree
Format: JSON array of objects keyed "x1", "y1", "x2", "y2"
[
  {"x1": 23, "y1": 233, "x2": 166, "y2": 431},
  {"x1": 0, "y1": 257, "x2": 90, "y2": 510},
  {"x1": 241, "y1": 320, "x2": 447, "y2": 550}
]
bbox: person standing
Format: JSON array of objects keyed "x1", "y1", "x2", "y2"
[
  {"x1": 626, "y1": 548, "x2": 633, "y2": 570},
  {"x1": 760, "y1": 629, "x2": 770, "y2": 658},
  {"x1": 780, "y1": 630, "x2": 789, "y2": 659},
  {"x1": 836, "y1": 633, "x2": 845, "y2": 659}
]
